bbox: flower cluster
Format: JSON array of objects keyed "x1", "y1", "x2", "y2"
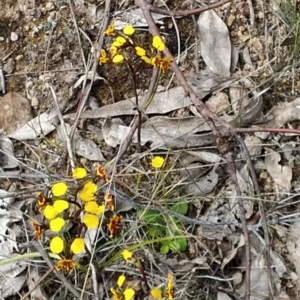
[
  {"x1": 31, "y1": 166, "x2": 123, "y2": 271},
  {"x1": 112, "y1": 249, "x2": 175, "y2": 300},
  {"x1": 99, "y1": 23, "x2": 172, "y2": 72}
]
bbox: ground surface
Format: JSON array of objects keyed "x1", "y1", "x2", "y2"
[{"x1": 1, "y1": 0, "x2": 300, "y2": 300}]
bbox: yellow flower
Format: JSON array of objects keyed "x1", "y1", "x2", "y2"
[
  {"x1": 104, "y1": 191, "x2": 114, "y2": 211},
  {"x1": 50, "y1": 236, "x2": 64, "y2": 254},
  {"x1": 112, "y1": 54, "x2": 124, "y2": 63},
  {"x1": 141, "y1": 55, "x2": 152, "y2": 65},
  {"x1": 53, "y1": 200, "x2": 69, "y2": 212},
  {"x1": 165, "y1": 273, "x2": 175, "y2": 300},
  {"x1": 123, "y1": 25, "x2": 135, "y2": 36},
  {"x1": 71, "y1": 238, "x2": 85, "y2": 254},
  {"x1": 51, "y1": 182, "x2": 68, "y2": 197},
  {"x1": 44, "y1": 205, "x2": 59, "y2": 220},
  {"x1": 96, "y1": 165, "x2": 108, "y2": 182},
  {"x1": 110, "y1": 46, "x2": 118, "y2": 56},
  {"x1": 110, "y1": 288, "x2": 123, "y2": 300},
  {"x1": 105, "y1": 23, "x2": 115, "y2": 36},
  {"x1": 31, "y1": 221, "x2": 45, "y2": 241},
  {"x1": 56, "y1": 259, "x2": 76, "y2": 271},
  {"x1": 79, "y1": 181, "x2": 97, "y2": 202},
  {"x1": 99, "y1": 49, "x2": 110, "y2": 65},
  {"x1": 151, "y1": 287, "x2": 162, "y2": 299},
  {"x1": 107, "y1": 215, "x2": 122, "y2": 238},
  {"x1": 49, "y1": 217, "x2": 65, "y2": 232},
  {"x1": 152, "y1": 36, "x2": 165, "y2": 51},
  {"x1": 121, "y1": 249, "x2": 133, "y2": 262},
  {"x1": 135, "y1": 46, "x2": 146, "y2": 57},
  {"x1": 151, "y1": 156, "x2": 165, "y2": 169},
  {"x1": 117, "y1": 274, "x2": 126, "y2": 288},
  {"x1": 83, "y1": 214, "x2": 99, "y2": 228},
  {"x1": 72, "y1": 167, "x2": 88, "y2": 179},
  {"x1": 96, "y1": 204, "x2": 105, "y2": 215},
  {"x1": 112, "y1": 36, "x2": 127, "y2": 48},
  {"x1": 84, "y1": 201, "x2": 99, "y2": 214},
  {"x1": 37, "y1": 192, "x2": 48, "y2": 211},
  {"x1": 124, "y1": 288, "x2": 135, "y2": 300}
]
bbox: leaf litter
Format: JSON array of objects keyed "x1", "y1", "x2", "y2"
[{"x1": 0, "y1": 0, "x2": 300, "y2": 298}]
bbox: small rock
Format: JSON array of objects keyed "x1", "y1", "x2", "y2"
[
  {"x1": 0, "y1": 37, "x2": 4, "y2": 41},
  {"x1": 45, "y1": 2, "x2": 55, "y2": 11},
  {"x1": 10, "y1": 32, "x2": 18, "y2": 42},
  {"x1": 15, "y1": 55, "x2": 23, "y2": 61},
  {"x1": 3, "y1": 58, "x2": 15, "y2": 74},
  {"x1": 31, "y1": 96, "x2": 39, "y2": 109}
]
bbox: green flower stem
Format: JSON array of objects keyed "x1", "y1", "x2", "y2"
[{"x1": 0, "y1": 252, "x2": 60, "y2": 267}]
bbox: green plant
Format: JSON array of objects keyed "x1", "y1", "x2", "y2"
[{"x1": 138, "y1": 201, "x2": 188, "y2": 254}]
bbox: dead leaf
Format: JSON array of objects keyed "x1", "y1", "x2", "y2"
[
  {"x1": 265, "y1": 148, "x2": 292, "y2": 192},
  {"x1": 264, "y1": 97, "x2": 300, "y2": 128},
  {"x1": 0, "y1": 136, "x2": 18, "y2": 169},
  {"x1": 26, "y1": 267, "x2": 47, "y2": 300},
  {"x1": 183, "y1": 162, "x2": 219, "y2": 196},
  {"x1": 197, "y1": 10, "x2": 231, "y2": 76},
  {"x1": 0, "y1": 92, "x2": 32, "y2": 135},
  {"x1": 102, "y1": 117, "x2": 215, "y2": 149},
  {"x1": 217, "y1": 292, "x2": 233, "y2": 300},
  {"x1": 64, "y1": 86, "x2": 191, "y2": 119},
  {"x1": 75, "y1": 137, "x2": 105, "y2": 161},
  {"x1": 8, "y1": 108, "x2": 59, "y2": 140}
]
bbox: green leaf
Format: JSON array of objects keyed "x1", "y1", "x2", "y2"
[
  {"x1": 147, "y1": 226, "x2": 164, "y2": 238},
  {"x1": 168, "y1": 240, "x2": 181, "y2": 252},
  {"x1": 160, "y1": 244, "x2": 169, "y2": 254},
  {"x1": 171, "y1": 202, "x2": 188, "y2": 215},
  {"x1": 177, "y1": 237, "x2": 187, "y2": 252},
  {"x1": 138, "y1": 210, "x2": 165, "y2": 225}
]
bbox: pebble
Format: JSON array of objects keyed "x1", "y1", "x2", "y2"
[
  {"x1": 31, "y1": 96, "x2": 39, "y2": 109},
  {"x1": 10, "y1": 32, "x2": 18, "y2": 42},
  {"x1": 45, "y1": 2, "x2": 55, "y2": 11},
  {"x1": 15, "y1": 55, "x2": 23, "y2": 61}
]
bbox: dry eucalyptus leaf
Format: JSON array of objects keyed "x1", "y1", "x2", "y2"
[
  {"x1": 287, "y1": 221, "x2": 300, "y2": 288},
  {"x1": 0, "y1": 136, "x2": 18, "y2": 169},
  {"x1": 197, "y1": 10, "x2": 231, "y2": 76},
  {"x1": 65, "y1": 86, "x2": 191, "y2": 119},
  {"x1": 186, "y1": 70, "x2": 236, "y2": 100},
  {"x1": 217, "y1": 292, "x2": 233, "y2": 300},
  {"x1": 183, "y1": 162, "x2": 219, "y2": 196},
  {"x1": 102, "y1": 117, "x2": 215, "y2": 149},
  {"x1": 221, "y1": 234, "x2": 245, "y2": 271},
  {"x1": 264, "y1": 97, "x2": 300, "y2": 128},
  {"x1": 265, "y1": 148, "x2": 292, "y2": 192},
  {"x1": 74, "y1": 71, "x2": 106, "y2": 89},
  {"x1": 0, "y1": 92, "x2": 32, "y2": 135},
  {"x1": 26, "y1": 267, "x2": 47, "y2": 300},
  {"x1": 0, "y1": 274, "x2": 26, "y2": 298},
  {"x1": 8, "y1": 108, "x2": 59, "y2": 141},
  {"x1": 75, "y1": 137, "x2": 105, "y2": 161}
]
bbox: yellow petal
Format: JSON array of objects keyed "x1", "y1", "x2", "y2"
[
  {"x1": 83, "y1": 214, "x2": 99, "y2": 228},
  {"x1": 44, "y1": 205, "x2": 59, "y2": 220},
  {"x1": 84, "y1": 201, "x2": 99, "y2": 214},
  {"x1": 123, "y1": 25, "x2": 135, "y2": 36},
  {"x1": 50, "y1": 217, "x2": 65, "y2": 232},
  {"x1": 53, "y1": 200, "x2": 69, "y2": 212},
  {"x1": 70, "y1": 238, "x2": 85, "y2": 254},
  {"x1": 72, "y1": 167, "x2": 88, "y2": 179},
  {"x1": 135, "y1": 46, "x2": 146, "y2": 57},
  {"x1": 112, "y1": 54, "x2": 124, "y2": 63},
  {"x1": 124, "y1": 288, "x2": 135, "y2": 300},
  {"x1": 96, "y1": 204, "x2": 105, "y2": 215},
  {"x1": 50, "y1": 236, "x2": 64, "y2": 254},
  {"x1": 151, "y1": 156, "x2": 165, "y2": 169},
  {"x1": 152, "y1": 36, "x2": 165, "y2": 51},
  {"x1": 117, "y1": 274, "x2": 126, "y2": 288},
  {"x1": 51, "y1": 182, "x2": 68, "y2": 197},
  {"x1": 141, "y1": 55, "x2": 152, "y2": 64},
  {"x1": 121, "y1": 249, "x2": 133, "y2": 261},
  {"x1": 105, "y1": 23, "x2": 115, "y2": 36},
  {"x1": 151, "y1": 287, "x2": 162, "y2": 299}
]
